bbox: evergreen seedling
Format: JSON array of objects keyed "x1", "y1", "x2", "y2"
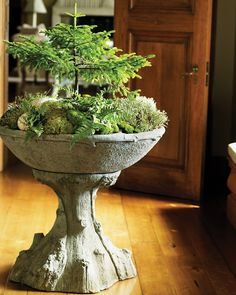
[
  {"x1": 6, "y1": 3, "x2": 153, "y2": 98},
  {"x1": 1, "y1": 2, "x2": 168, "y2": 141}
]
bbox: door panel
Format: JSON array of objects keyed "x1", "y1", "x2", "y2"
[
  {"x1": 130, "y1": 32, "x2": 191, "y2": 170},
  {"x1": 114, "y1": 0, "x2": 212, "y2": 200},
  {"x1": 131, "y1": 0, "x2": 194, "y2": 12}
]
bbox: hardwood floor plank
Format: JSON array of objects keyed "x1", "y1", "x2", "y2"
[
  {"x1": 121, "y1": 193, "x2": 162, "y2": 246},
  {"x1": 149, "y1": 202, "x2": 200, "y2": 257},
  {"x1": 163, "y1": 255, "x2": 218, "y2": 295},
  {"x1": 132, "y1": 242, "x2": 176, "y2": 295},
  {"x1": 202, "y1": 197, "x2": 236, "y2": 277},
  {"x1": 96, "y1": 189, "x2": 132, "y2": 249},
  {"x1": 149, "y1": 207, "x2": 217, "y2": 295},
  {"x1": 0, "y1": 259, "x2": 14, "y2": 295},
  {"x1": 3, "y1": 288, "x2": 28, "y2": 295},
  {"x1": 121, "y1": 193, "x2": 176, "y2": 294},
  {"x1": 104, "y1": 192, "x2": 236, "y2": 295},
  {"x1": 154, "y1": 201, "x2": 236, "y2": 295},
  {"x1": 122, "y1": 192, "x2": 236, "y2": 295},
  {"x1": 187, "y1": 213, "x2": 236, "y2": 295}
]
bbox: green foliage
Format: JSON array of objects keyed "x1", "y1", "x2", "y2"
[
  {"x1": 6, "y1": 37, "x2": 74, "y2": 79},
  {"x1": 5, "y1": 4, "x2": 153, "y2": 96},
  {"x1": 0, "y1": 4, "x2": 168, "y2": 141},
  {"x1": 0, "y1": 93, "x2": 168, "y2": 144},
  {"x1": 65, "y1": 94, "x2": 121, "y2": 143}
]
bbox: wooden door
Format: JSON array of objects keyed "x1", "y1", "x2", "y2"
[
  {"x1": 114, "y1": 0, "x2": 212, "y2": 201},
  {"x1": 0, "y1": 0, "x2": 8, "y2": 171}
]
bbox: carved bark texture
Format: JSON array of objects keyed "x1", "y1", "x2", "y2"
[{"x1": 9, "y1": 170, "x2": 136, "y2": 293}]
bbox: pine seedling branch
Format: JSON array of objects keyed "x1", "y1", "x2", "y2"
[{"x1": 6, "y1": 3, "x2": 154, "y2": 97}]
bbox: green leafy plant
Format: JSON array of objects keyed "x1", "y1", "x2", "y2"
[{"x1": 0, "y1": 3, "x2": 168, "y2": 143}]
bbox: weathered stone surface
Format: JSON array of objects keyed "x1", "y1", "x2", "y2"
[
  {"x1": 9, "y1": 171, "x2": 136, "y2": 293},
  {"x1": 0, "y1": 126, "x2": 165, "y2": 173},
  {"x1": 0, "y1": 127, "x2": 166, "y2": 293}
]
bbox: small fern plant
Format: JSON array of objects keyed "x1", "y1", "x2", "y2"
[{"x1": 0, "y1": 2, "x2": 168, "y2": 142}]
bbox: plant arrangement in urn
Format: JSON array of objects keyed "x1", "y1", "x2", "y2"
[
  {"x1": 0, "y1": 3, "x2": 167, "y2": 294},
  {"x1": 1, "y1": 5, "x2": 167, "y2": 141}
]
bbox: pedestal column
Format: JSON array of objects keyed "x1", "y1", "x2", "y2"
[{"x1": 9, "y1": 170, "x2": 136, "y2": 293}]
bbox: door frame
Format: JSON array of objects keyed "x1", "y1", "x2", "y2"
[{"x1": 0, "y1": 0, "x2": 8, "y2": 171}]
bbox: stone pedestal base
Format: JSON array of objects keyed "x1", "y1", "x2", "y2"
[{"x1": 9, "y1": 170, "x2": 136, "y2": 293}]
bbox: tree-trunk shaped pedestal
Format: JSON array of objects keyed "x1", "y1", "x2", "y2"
[{"x1": 9, "y1": 169, "x2": 136, "y2": 293}]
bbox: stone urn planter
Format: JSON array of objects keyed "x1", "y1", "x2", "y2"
[{"x1": 0, "y1": 125, "x2": 165, "y2": 293}]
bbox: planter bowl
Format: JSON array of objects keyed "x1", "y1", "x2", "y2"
[{"x1": 0, "y1": 126, "x2": 165, "y2": 173}]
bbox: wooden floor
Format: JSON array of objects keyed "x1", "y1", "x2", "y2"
[{"x1": 0, "y1": 164, "x2": 236, "y2": 295}]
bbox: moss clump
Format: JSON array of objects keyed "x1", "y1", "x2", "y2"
[
  {"x1": 117, "y1": 96, "x2": 168, "y2": 133},
  {"x1": 40, "y1": 101, "x2": 73, "y2": 134},
  {"x1": 118, "y1": 121, "x2": 134, "y2": 133},
  {"x1": 67, "y1": 110, "x2": 86, "y2": 126},
  {"x1": 44, "y1": 116, "x2": 73, "y2": 134},
  {"x1": 0, "y1": 106, "x2": 24, "y2": 129},
  {"x1": 99, "y1": 123, "x2": 120, "y2": 135}
]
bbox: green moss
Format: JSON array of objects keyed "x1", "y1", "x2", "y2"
[
  {"x1": 117, "y1": 96, "x2": 168, "y2": 132},
  {"x1": 67, "y1": 110, "x2": 85, "y2": 126},
  {"x1": 41, "y1": 101, "x2": 66, "y2": 118},
  {"x1": 0, "y1": 107, "x2": 23, "y2": 129},
  {"x1": 44, "y1": 116, "x2": 73, "y2": 134},
  {"x1": 118, "y1": 121, "x2": 134, "y2": 133},
  {"x1": 100, "y1": 124, "x2": 118, "y2": 135}
]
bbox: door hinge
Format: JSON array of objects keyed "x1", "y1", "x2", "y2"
[{"x1": 205, "y1": 62, "x2": 209, "y2": 87}]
